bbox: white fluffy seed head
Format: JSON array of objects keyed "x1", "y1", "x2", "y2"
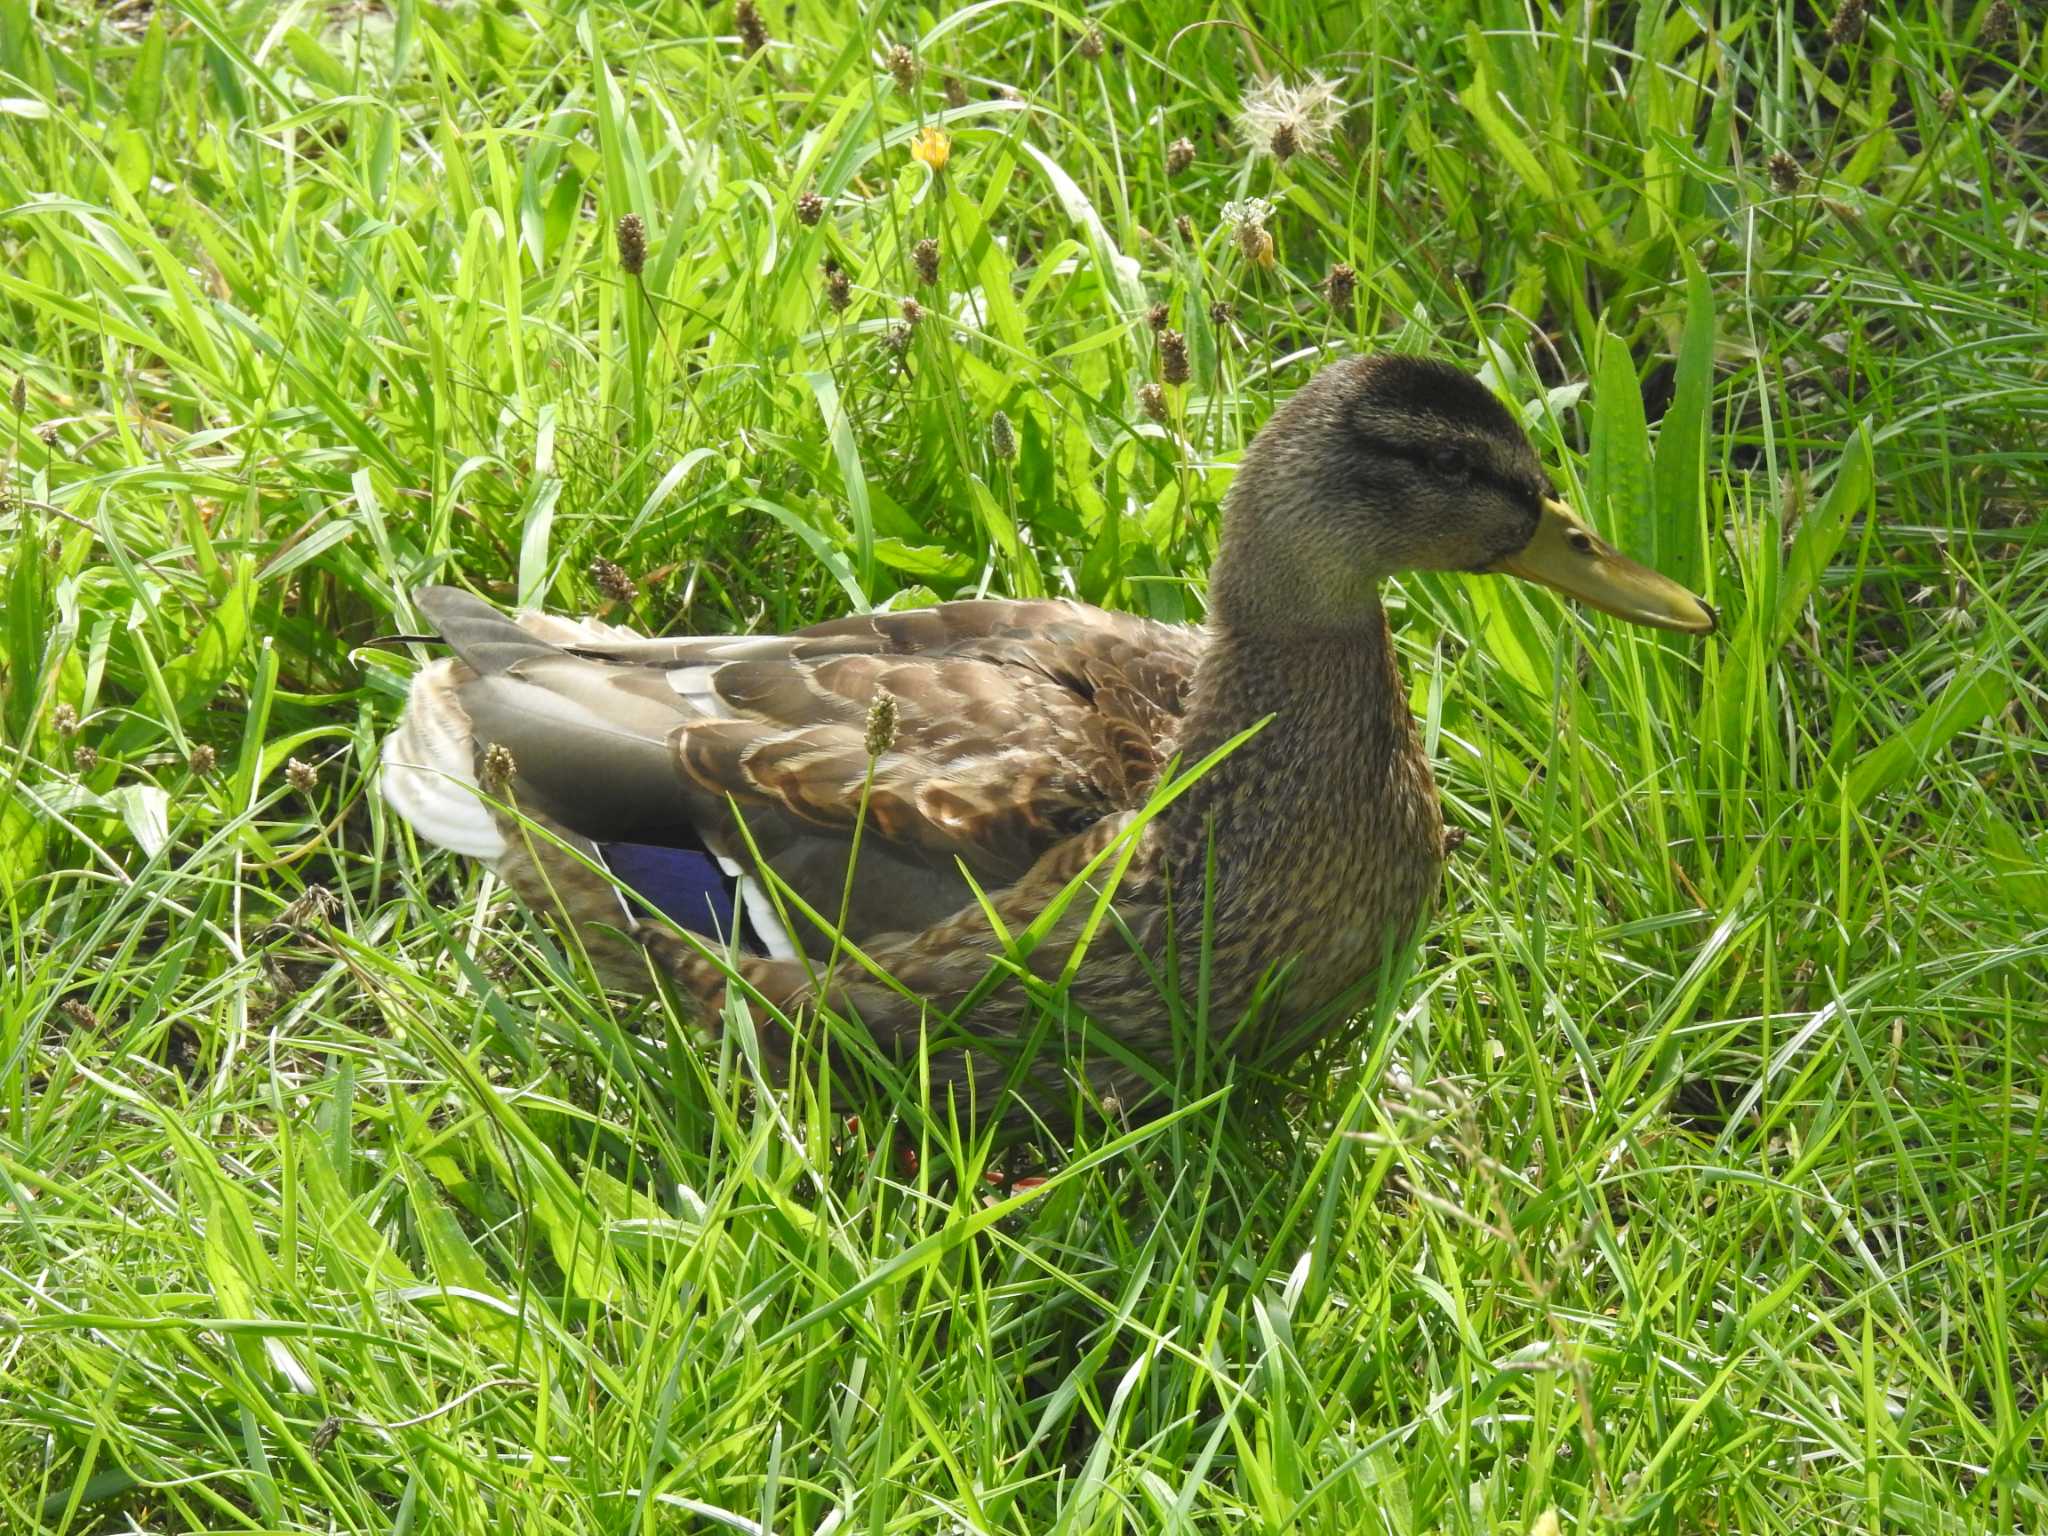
[{"x1": 1234, "y1": 74, "x2": 1347, "y2": 160}]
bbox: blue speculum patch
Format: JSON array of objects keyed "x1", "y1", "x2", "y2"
[{"x1": 600, "y1": 840, "x2": 766, "y2": 953}]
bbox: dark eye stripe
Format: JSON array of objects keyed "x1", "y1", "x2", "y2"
[{"x1": 1357, "y1": 435, "x2": 1545, "y2": 508}]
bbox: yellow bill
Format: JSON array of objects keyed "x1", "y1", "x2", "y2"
[{"x1": 1491, "y1": 498, "x2": 1716, "y2": 634}]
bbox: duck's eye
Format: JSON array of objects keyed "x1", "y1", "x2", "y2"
[{"x1": 1431, "y1": 448, "x2": 1472, "y2": 482}]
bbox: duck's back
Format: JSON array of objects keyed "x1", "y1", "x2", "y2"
[{"x1": 380, "y1": 589, "x2": 1206, "y2": 961}]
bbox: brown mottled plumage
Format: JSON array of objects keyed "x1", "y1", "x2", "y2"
[{"x1": 381, "y1": 355, "x2": 1714, "y2": 1131}]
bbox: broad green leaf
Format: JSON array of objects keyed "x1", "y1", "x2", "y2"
[
  {"x1": 0, "y1": 789, "x2": 45, "y2": 900},
  {"x1": 1776, "y1": 428, "x2": 1871, "y2": 652},
  {"x1": 1983, "y1": 809, "x2": 2048, "y2": 919},
  {"x1": 124, "y1": 12, "x2": 168, "y2": 123},
  {"x1": 516, "y1": 476, "x2": 562, "y2": 609},
  {"x1": 1459, "y1": 575, "x2": 1550, "y2": 696},
  {"x1": 1842, "y1": 650, "x2": 2013, "y2": 812},
  {"x1": 106, "y1": 784, "x2": 170, "y2": 858},
  {"x1": 1651, "y1": 257, "x2": 1714, "y2": 593},
  {"x1": 1017, "y1": 140, "x2": 1147, "y2": 321},
  {"x1": 872, "y1": 538, "x2": 972, "y2": 580},
  {"x1": 1590, "y1": 327, "x2": 1652, "y2": 558},
  {"x1": 1459, "y1": 26, "x2": 1557, "y2": 204},
  {"x1": 807, "y1": 369, "x2": 874, "y2": 593},
  {"x1": 282, "y1": 26, "x2": 351, "y2": 93},
  {"x1": 109, "y1": 125, "x2": 151, "y2": 196}
]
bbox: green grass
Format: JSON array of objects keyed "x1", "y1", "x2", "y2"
[{"x1": 2, "y1": 0, "x2": 2045, "y2": 1530}]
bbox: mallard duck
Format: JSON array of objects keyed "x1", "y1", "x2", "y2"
[{"x1": 382, "y1": 355, "x2": 1712, "y2": 1128}]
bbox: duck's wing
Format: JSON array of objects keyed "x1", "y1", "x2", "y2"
[
  {"x1": 546, "y1": 596, "x2": 1199, "y2": 781},
  {"x1": 383, "y1": 587, "x2": 1203, "y2": 951},
  {"x1": 656, "y1": 599, "x2": 1200, "y2": 865}
]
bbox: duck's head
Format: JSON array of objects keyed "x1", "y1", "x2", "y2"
[{"x1": 1208, "y1": 353, "x2": 1716, "y2": 637}]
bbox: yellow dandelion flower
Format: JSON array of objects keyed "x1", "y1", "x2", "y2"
[{"x1": 910, "y1": 125, "x2": 951, "y2": 173}]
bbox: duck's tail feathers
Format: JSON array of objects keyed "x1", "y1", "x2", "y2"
[
  {"x1": 381, "y1": 656, "x2": 507, "y2": 860},
  {"x1": 415, "y1": 585, "x2": 564, "y2": 677},
  {"x1": 381, "y1": 587, "x2": 645, "y2": 861}
]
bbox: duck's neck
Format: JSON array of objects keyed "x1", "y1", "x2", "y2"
[
  {"x1": 1163, "y1": 597, "x2": 1442, "y2": 942},
  {"x1": 1178, "y1": 600, "x2": 1410, "y2": 782}
]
